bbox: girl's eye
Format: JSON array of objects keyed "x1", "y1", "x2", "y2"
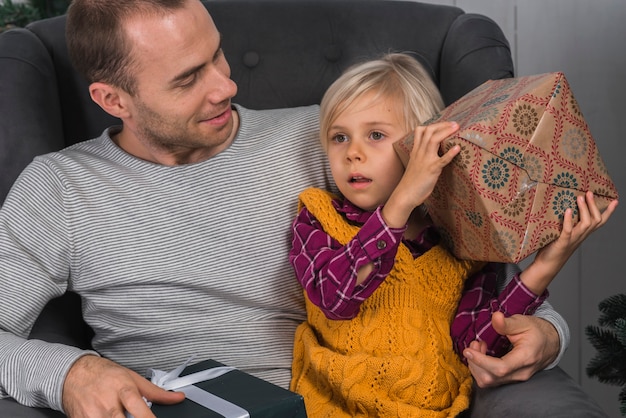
[
  {"x1": 370, "y1": 131, "x2": 385, "y2": 141},
  {"x1": 331, "y1": 134, "x2": 349, "y2": 143}
]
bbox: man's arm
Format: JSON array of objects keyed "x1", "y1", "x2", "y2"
[
  {"x1": 0, "y1": 159, "x2": 183, "y2": 417},
  {"x1": 0, "y1": 335, "x2": 96, "y2": 409},
  {"x1": 0, "y1": 161, "x2": 91, "y2": 410},
  {"x1": 532, "y1": 298, "x2": 569, "y2": 369}
]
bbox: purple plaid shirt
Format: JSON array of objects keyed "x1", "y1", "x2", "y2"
[{"x1": 289, "y1": 196, "x2": 548, "y2": 359}]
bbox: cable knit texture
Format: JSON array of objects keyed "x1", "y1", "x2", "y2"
[{"x1": 291, "y1": 188, "x2": 482, "y2": 417}]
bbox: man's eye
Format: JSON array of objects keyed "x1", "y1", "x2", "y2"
[
  {"x1": 214, "y1": 48, "x2": 225, "y2": 63},
  {"x1": 179, "y1": 74, "x2": 198, "y2": 89},
  {"x1": 370, "y1": 131, "x2": 384, "y2": 141},
  {"x1": 332, "y1": 134, "x2": 348, "y2": 143}
]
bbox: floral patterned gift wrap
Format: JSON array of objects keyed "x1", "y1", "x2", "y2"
[{"x1": 394, "y1": 72, "x2": 618, "y2": 263}]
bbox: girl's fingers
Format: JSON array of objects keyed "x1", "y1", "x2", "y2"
[
  {"x1": 575, "y1": 193, "x2": 591, "y2": 228},
  {"x1": 439, "y1": 144, "x2": 461, "y2": 165},
  {"x1": 567, "y1": 191, "x2": 618, "y2": 243},
  {"x1": 577, "y1": 191, "x2": 613, "y2": 231},
  {"x1": 561, "y1": 207, "x2": 574, "y2": 235},
  {"x1": 411, "y1": 121, "x2": 459, "y2": 157},
  {"x1": 600, "y1": 199, "x2": 619, "y2": 225},
  {"x1": 585, "y1": 191, "x2": 601, "y2": 220},
  {"x1": 412, "y1": 121, "x2": 458, "y2": 143}
]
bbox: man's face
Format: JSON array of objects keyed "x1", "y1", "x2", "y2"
[{"x1": 121, "y1": 0, "x2": 238, "y2": 163}]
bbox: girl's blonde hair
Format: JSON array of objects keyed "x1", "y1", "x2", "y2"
[{"x1": 319, "y1": 53, "x2": 444, "y2": 151}]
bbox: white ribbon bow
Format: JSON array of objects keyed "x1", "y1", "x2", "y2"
[
  {"x1": 127, "y1": 357, "x2": 250, "y2": 418},
  {"x1": 149, "y1": 356, "x2": 235, "y2": 391}
]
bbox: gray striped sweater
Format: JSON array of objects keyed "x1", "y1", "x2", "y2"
[{"x1": 0, "y1": 104, "x2": 568, "y2": 411}]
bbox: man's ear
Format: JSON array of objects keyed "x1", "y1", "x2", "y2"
[{"x1": 89, "y1": 82, "x2": 131, "y2": 119}]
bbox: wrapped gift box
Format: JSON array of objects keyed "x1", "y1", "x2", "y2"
[
  {"x1": 151, "y1": 359, "x2": 307, "y2": 417},
  {"x1": 394, "y1": 72, "x2": 618, "y2": 263}
]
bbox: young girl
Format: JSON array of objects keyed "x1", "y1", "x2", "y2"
[{"x1": 289, "y1": 53, "x2": 615, "y2": 417}]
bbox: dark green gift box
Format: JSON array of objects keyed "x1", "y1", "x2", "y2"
[{"x1": 151, "y1": 359, "x2": 307, "y2": 417}]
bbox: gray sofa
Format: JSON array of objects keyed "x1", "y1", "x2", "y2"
[{"x1": 0, "y1": 0, "x2": 609, "y2": 416}]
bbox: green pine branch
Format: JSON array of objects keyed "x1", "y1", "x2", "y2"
[
  {"x1": 0, "y1": 0, "x2": 41, "y2": 29},
  {"x1": 586, "y1": 293, "x2": 626, "y2": 416},
  {"x1": 599, "y1": 294, "x2": 626, "y2": 327},
  {"x1": 0, "y1": 0, "x2": 69, "y2": 32}
]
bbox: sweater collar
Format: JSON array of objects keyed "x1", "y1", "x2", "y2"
[{"x1": 333, "y1": 198, "x2": 440, "y2": 249}]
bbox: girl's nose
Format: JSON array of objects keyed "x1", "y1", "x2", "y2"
[{"x1": 346, "y1": 141, "x2": 364, "y2": 162}]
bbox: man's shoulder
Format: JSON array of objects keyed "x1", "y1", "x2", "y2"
[{"x1": 34, "y1": 128, "x2": 118, "y2": 166}]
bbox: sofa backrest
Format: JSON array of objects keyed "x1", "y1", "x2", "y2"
[{"x1": 0, "y1": 0, "x2": 513, "y2": 204}]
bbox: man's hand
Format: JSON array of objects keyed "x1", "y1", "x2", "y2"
[
  {"x1": 62, "y1": 355, "x2": 185, "y2": 418},
  {"x1": 462, "y1": 312, "x2": 560, "y2": 388}
]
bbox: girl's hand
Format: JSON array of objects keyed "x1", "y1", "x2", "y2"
[
  {"x1": 382, "y1": 121, "x2": 460, "y2": 228},
  {"x1": 521, "y1": 191, "x2": 618, "y2": 295}
]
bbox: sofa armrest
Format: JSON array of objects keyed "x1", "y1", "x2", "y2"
[
  {"x1": 0, "y1": 398, "x2": 64, "y2": 418},
  {"x1": 439, "y1": 13, "x2": 515, "y2": 104},
  {"x1": 0, "y1": 28, "x2": 64, "y2": 202},
  {"x1": 468, "y1": 367, "x2": 608, "y2": 417}
]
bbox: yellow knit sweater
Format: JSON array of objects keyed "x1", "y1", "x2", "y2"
[{"x1": 291, "y1": 188, "x2": 482, "y2": 417}]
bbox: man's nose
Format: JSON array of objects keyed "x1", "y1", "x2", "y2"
[{"x1": 206, "y1": 68, "x2": 238, "y2": 104}]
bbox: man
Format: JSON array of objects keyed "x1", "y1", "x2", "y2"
[{"x1": 0, "y1": 0, "x2": 608, "y2": 417}]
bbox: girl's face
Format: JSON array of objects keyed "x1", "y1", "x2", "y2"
[{"x1": 326, "y1": 91, "x2": 407, "y2": 211}]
